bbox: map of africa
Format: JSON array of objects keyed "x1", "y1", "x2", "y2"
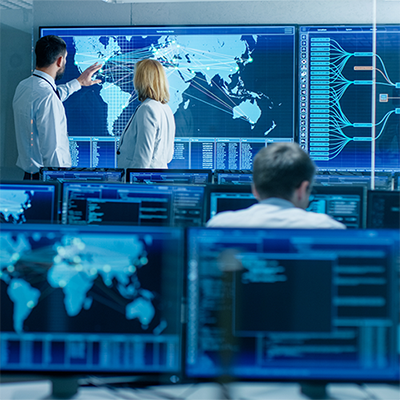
[{"x1": 0, "y1": 231, "x2": 162, "y2": 334}]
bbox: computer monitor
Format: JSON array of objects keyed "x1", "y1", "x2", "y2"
[
  {"x1": 185, "y1": 228, "x2": 399, "y2": 383},
  {"x1": 307, "y1": 185, "x2": 366, "y2": 228},
  {"x1": 0, "y1": 181, "x2": 59, "y2": 224},
  {"x1": 39, "y1": 25, "x2": 296, "y2": 169},
  {"x1": 367, "y1": 190, "x2": 400, "y2": 229},
  {"x1": 62, "y1": 182, "x2": 205, "y2": 227},
  {"x1": 214, "y1": 170, "x2": 253, "y2": 185},
  {"x1": 0, "y1": 224, "x2": 184, "y2": 378},
  {"x1": 127, "y1": 169, "x2": 212, "y2": 184},
  {"x1": 40, "y1": 167, "x2": 125, "y2": 182},
  {"x1": 314, "y1": 171, "x2": 393, "y2": 190},
  {"x1": 299, "y1": 25, "x2": 400, "y2": 172},
  {"x1": 394, "y1": 172, "x2": 400, "y2": 190},
  {"x1": 205, "y1": 184, "x2": 257, "y2": 222}
]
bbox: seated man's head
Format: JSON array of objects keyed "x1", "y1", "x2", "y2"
[{"x1": 252, "y1": 143, "x2": 316, "y2": 209}]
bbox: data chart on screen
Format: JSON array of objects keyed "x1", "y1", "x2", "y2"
[{"x1": 299, "y1": 25, "x2": 400, "y2": 172}]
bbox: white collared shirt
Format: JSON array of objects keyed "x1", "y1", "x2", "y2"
[
  {"x1": 206, "y1": 197, "x2": 346, "y2": 229},
  {"x1": 13, "y1": 70, "x2": 81, "y2": 173}
]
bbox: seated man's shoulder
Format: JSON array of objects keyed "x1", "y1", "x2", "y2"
[
  {"x1": 206, "y1": 204, "x2": 260, "y2": 228},
  {"x1": 207, "y1": 201, "x2": 346, "y2": 229},
  {"x1": 300, "y1": 208, "x2": 346, "y2": 229}
]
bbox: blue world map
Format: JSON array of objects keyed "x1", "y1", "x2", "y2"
[{"x1": 61, "y1": 29, "x2": 295, "y2": 140}]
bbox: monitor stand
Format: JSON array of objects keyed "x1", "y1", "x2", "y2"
[
  {"x1": 10, "y1": 376, "x2": 79, "y2": 400},
  {"x1": 300, "y1": 382, "x2": 331, "y2": 400},
  {"x1": 44, "y1": 377, "x2": 79, "y2": 400}
]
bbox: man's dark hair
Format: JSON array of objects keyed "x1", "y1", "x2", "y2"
[
  {"x1": 253, "y1": 142, "x2": 316, "y2": 200},
  {"x1": 35, "y1": 35, "x2": 67, "y2": 68}
]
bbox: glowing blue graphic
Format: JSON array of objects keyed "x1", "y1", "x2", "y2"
[
  {"x1": 72, "y1": 34, "x2": 267, "y2": 135},
  {"x1": 0, "y1": 232, "x2": 159, "y2": 333},
  {"x1": 310, "y1": 39, "x2": 399, "y2": 161},
  {"x1": 0, "y1": 191, "x2": 32, "y2": 223}
]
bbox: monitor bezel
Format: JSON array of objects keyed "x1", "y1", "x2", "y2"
[
  {"x1": 39, "y1": 24, "x2": 299, "y2": 168},
  {"x1": 0, "y1": 223, "x2": 185, "y2": 381},
  {"x1": 0, "y1": 180, "x2": 60, "y2": 224},
  {"x1": 60, "y1": 180, "x2": 206, "y2": 226},
  {"x1": 183, "y1": 226, "x2": 400, "y2": 384},
  {"x1": 310, "y1": 184, "x2": 367, "y2": 228},
  {"x1": 126, "y1": 168, "x2": 213, "y2": 184},
  {"x1": 40, "y1": 167, "x2": 126, "y2": 182},
  {"x1": 214, "y1": 169, "x2": 253, "y2": 184},
  {"x1": 297, "y1": 23, "x2": 400, "y2": 173},
  {"x1": 204, "y1": 183, "x2": 255, "y2": 222},
  {"x1": 366, "y1": 189, "x2": 400, "y2": 229},
  {"x1": 393, "y1": 172, "x2": 400, "y2": 190}
]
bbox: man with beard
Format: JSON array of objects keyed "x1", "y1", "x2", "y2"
[{"x1": 13, "y1": 35, "x2": 102, "y2": 180}]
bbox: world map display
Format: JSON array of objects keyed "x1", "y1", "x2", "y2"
[
  {"x1": 0, "y1": 227, "x2": 181, "y2": 337},
  {"x1": 0, "y1": 191, "x2": 32, "y2": 224},
  {"x1": 0, "y1": 184, "x2": 57, "y2": 224},
  {"x1": 46, "y1": 26, "x2": 296, "y2": 140}
]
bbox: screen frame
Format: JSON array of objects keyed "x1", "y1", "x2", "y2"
[
  {"x1": 204, "y1": 183, "x2": 255, "y2": 222},
  {"x1": 393, "y1": 172, "x2": 400, "y2": 190},
  {"x1": 366, "y1": 189, "x2": 400, "y2": 228},
  {"x1": 309, "y1": 184, "x2": 367, "y2": 228},
  {"x1": 297, "y1": 24, "x2": 400, "y2": 173},
  {"x1": 40, "y1": 167, "x2": 126, "y2": 182},
  {"x1": 60, "y1": 180, "x2": 206, "y2": 226},
  {"x1": 126, "y1": 168, "x2": 213, "y2": 184},
  {"x1": 0, "y1": 180, "x2": 60, "y2": 224},
  {"x1": 214, "y1": 169, "x2": 253, "y2": 184},
  {"x1": 39, "y1": 24, "x2": 299, "y2": 170},
  {"x1": 183, "y1": 227, "x2": 400, "y2": 384},
  {"x1": 0, "y1": 223, "x2": 185, "y2": 382}
]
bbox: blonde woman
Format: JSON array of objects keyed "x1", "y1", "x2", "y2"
[{"x1": 117, "y1": 59, "x2": 175, "y2": 168}]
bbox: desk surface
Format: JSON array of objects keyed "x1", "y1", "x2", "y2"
[{"x1": 0, "y1": 381, "x2": 399, "y2": 400}]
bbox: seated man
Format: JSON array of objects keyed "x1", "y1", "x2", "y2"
[{"x1": 207, "y1": 142, "x2": 345, "y2": 229}]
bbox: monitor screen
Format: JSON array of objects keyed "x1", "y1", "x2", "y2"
[
  {"x1": 0, "y1": 224, "x2": 184, "y2": 374},
  {"x1": 307, "y1": 185, "x2": 366, "y2": 228},
  {"x1": 205, "y1": 184, "x2": 257, "y2": 221},
  {"x1": 62, "y1": 182, "x2": 205, "y2": 227},
  {"x1": 185, "y1": 228, "x2": 399, "y2": 382},
  {"x1": 39, "y1": 25, "x2": 296, "y2": 169},
  {"x1": 127, "y1": 169, "x2": 212, "y2": 184},
  {"x1": 0, "y1": 181, "x2": 59, "y2": 224},
  {"x1": 299, "y1": 25, "x2": 400, "y2": 172},
  {"x1": 215, "y1": 170, "x2": 253, "y2": 185},
  {"x1": 367, "y1": 190, "x2": 400, "y2": 229},
  {"x1": 314, "y1": 171, "x2": 393, "y2": 190},
  {"x1": 40, "y1": 167, "x2": 125, "y2": 182}
]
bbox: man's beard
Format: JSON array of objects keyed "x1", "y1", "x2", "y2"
[{"x1": 55, "y1": 64, "x2": 66, "y2": 81}]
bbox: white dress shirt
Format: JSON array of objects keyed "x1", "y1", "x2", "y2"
[
  {"x1": 117, "y1": 98, "x2": 175, "y2": 169},
  {"x1": 207, "y1": 197, "x2": 346, "y2": 229},
  {"x1": 13, "y1": 70, "x2": 81, "y2": 174}
]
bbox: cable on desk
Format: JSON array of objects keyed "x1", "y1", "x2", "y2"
[
  {"x1": 357, "y1": 384, "x2": 382, "y2": 400},
  {"x1": 130, "y1": 383, "x2": 200, "y2": 400},
  {"x1": 83, "y1": 375, "x2": 201, "y2": 400}
]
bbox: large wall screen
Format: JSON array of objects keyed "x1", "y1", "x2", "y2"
[
  {"x1": 40, "y1": 25, "x2": 296, "y2": 170},
  {"x1": 299, "y1": 25, "x2": 400, "y2": 172}
]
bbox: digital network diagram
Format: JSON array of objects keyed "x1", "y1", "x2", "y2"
[
  {"x1": 40, "y1": 26, "x2": 296, "y2": 170},
  {"x1": 299, "y1": 25, "x2": 400, "y2": 172}
]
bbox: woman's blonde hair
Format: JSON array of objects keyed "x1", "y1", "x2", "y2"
[{"x1": 134, "y1": 59, "x2": 170, "y2": 104}]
